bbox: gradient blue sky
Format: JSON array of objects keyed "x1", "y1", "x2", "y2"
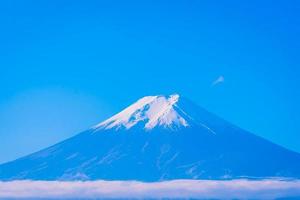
[{"x1": 0, "y1": 0, "x2": 299, "y2": 163}]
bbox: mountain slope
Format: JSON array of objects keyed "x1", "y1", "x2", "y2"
[{"x1": 0, "y1": 94, "x2": 300, "y2": 181}]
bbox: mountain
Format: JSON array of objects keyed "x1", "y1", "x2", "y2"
[{"x1": 0, "y1": 94, "x2": 300, "y2": 181}]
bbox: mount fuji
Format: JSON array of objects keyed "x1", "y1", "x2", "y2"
[{"x1": 0, "y1": 94, "x2": 300, "y2": 181}]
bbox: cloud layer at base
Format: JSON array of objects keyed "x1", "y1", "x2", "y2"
[{"x1": 1, "y1": 179, "x2": 300, "y2": 199}]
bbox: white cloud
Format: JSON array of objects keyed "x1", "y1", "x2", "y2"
[
  {"x1": 212, "y1": 75, "x2": 225, "y2": 86},
  {"x1": 0, "y1": 179, "x2": 300, "y2": 199}
]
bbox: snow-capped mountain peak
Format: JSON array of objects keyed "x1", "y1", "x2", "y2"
[
  {"x1": 2, "y1": 94, "x2": 300, "y2": 182},
  {"x1": 94, "y1": 94, "x2": 191, "y2": 130}
]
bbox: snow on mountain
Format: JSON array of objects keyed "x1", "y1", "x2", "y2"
[{"x1": 94, "y1": 94, "x2": 191, "y2": 130}]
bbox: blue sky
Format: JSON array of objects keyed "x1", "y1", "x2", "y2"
[{"x1": 0, "y1": 0, "x2": 299, "y2": 163}]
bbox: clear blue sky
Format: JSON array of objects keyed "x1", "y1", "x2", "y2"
[{"x1": 0, "y1": 0, "x2": 299, "y2": 163}]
